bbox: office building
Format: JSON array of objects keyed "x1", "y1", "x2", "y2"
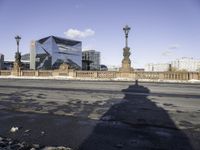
[
  {"x1": 145, "y1": 63, "x2": 170, "y2": 72},
  {"x1": 107, "y1": 65, "x2": 120, "y2": 71},
  {"x1": 171, "y1": 57, "x2": 200, "y2": 72},
  {"x1": 30, "y1": 36, "x2": 82, "y2": 70},
  {"x1": 82, "y1": 50, "x2": 100, "y2": 70},
  {"x1": 21, "y1": 53, "x2": 30, "y2": 69},
  {"x1": 0, "y1": 53, "x2": 4, "y2": 70}
]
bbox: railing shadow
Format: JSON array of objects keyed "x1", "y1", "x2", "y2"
[{"x1": 78, "y1": 80, "x2": 194, "y2": 150}]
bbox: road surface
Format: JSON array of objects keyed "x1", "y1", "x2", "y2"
[{"x1": 0, "y1": 79, "x2": 199, "y2": 150}]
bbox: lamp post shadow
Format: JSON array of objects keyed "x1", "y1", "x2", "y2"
[{"x1": 78, "y1": 81, "x2": 194, "y2": 150}]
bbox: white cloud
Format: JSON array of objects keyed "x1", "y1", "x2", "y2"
[
  {"x1": 168, "y1": 44, "x2": 181, "y2": 50},
  {"x1": 162, "y1": 51, "x2": 173, "y2": 56},
  {"x1": 64, "y1": 28, "x2": 95, "y2": 39},
  {"x1": 161, "y1": 44, "x2": 181, "y2": 57}
]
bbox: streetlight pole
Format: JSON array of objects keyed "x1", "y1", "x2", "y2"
[
  {"x1": 120, "y1": 25, "x2": 133, "y2": 72},
  {"x1": 15, "y1": 35, "x2": 21, "y2": 53},
  {"x1": 123, "y1": 25, "x2": 131, "y2": 48},
  {"x1": 13, "y1": 35, "x2": 22, "y2": 76},
  {"x1": 14, "y1": 35, "x2": 21, "y2": 64}
]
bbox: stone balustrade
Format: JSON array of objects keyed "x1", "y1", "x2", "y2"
[
  {"x1": 135, "y1": 72, "x2": 159, "y2": 80},
  {"x1": 0, "y1": 70, "x2": 12, "y2": 76},
  {"x1": 76, "y1": 71, "x2": 96, "y2": 78},
  {"x1": 38, "y1": 70, "x2": 53, "y2": 76},
  {"x1": 21, "y1": 70, "x2": 36, "y2": 76},
  {"x1": 0, "y1": 69, "x2": 199, "y2": 81}
]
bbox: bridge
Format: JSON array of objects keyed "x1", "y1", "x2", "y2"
[{"x1": 0, "y1": 79, "x2": 199, "y2": 149}]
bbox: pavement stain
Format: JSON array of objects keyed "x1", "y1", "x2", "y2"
[{"x1": 179, "y1": 120, "x2": 194, "y2": 128}]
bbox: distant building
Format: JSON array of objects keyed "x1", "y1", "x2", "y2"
[
  {"x1": 171, "y1": 57, "x2": 200, "y2": 72},
  {"x1": 3, "y1": 59, "x2": 30, "y2": 70},
  {"x1": 145, "y1": 57, "x2": 200, "y2": 72},
  {"x1": 21, "y1": 53, "x2": 30, "y2": 61},
  {"x1": 3, "y1": 60, "x2": 13, "y2": 70},
  {"x1": 21, "y1": 53, "x2": 30, "y2": 70},
  {"x1": 100, "y1": 64, "x2": 108, "y2": 71},
  {"x1": 134, "y1": 68, "x2": 145, "y2": 72},
  {"x1": 145, "y1": 63, "x2": 170, "y2": 72},
  {"x1": 0, "y1": 53, "x2": 4, "y2": 70},
  {"x1": 82, "y1": 50, "x2": 100, "y2": 70},
  {"x1": 107, "y1": 65, "x2": 120, "y2": 71},
  {"x1": 30, "y1": 36, "x2": 82, "y2": 70}
]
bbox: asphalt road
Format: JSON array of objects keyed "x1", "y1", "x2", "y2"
[{"x1": 0, "y1": 79, "x2": 200, "y2": 150}]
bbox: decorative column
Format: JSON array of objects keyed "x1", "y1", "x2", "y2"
[
  {"x1": 119, "y1": 25, "x2": 133, "y2": 72},
  {"x1": 13, "y1": 35, "x2": 22, "y2": 76}
]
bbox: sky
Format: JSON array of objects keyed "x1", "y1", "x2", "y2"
[{"x1": 0, "y1": 0, "x2": 200, "y2": 68}]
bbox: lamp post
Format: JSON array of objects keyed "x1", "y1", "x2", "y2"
[
  {"x1": 123, "y1": 25, "x2": 131, "y2": 48},
  {"x1": 14, "y1": 35, "x2": 21, "y2": 64},
  {"x1": 15, "y1": 35, "x2": 21, "y2": 53},
  {"x1": 120, "y1": 25, "x2": 133, "y2": 72}
]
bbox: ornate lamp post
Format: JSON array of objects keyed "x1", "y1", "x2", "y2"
[
  {"x1": 123, "y1": 25, "x2": 131, "y2": 48},
  {"x1": 15, "y1": 35, "x2": 21, "y2": 53},
  {"x1": 120, "y1": 25, "x2": 133, "y2": 72},
  {"x1": 14, "y1": 35, "x2": 21, "y2": 64},
  {"x1": 13, "y1": 35, "x2": 22, "y2": 76}
]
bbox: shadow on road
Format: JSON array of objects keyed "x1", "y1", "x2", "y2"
[{"x1": 78, "y1": 81, "x2": 194, "y2": 150}]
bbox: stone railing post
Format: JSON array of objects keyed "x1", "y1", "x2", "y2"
[
  {"x1": 94, "y1": 71, "x2": 98, "y2": 78},
  {"x1": 68, "y1": 69, "x2": 76, "y2": 77},
  {"x1": 159, "y1": 72, "x2": 165, "y2": 80},
  {"x1": 35, "y1": 70, "x2": 39, "y2": 76},
  {"x1": 189, "y1": 72, "x2": 198, "y2": 80}
]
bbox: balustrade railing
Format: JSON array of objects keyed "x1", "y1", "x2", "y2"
[
  {"x1": 38, "y1": 71, "x2": 52, "y2": 76},
  {"x1": 0, "y1": 70, "x2": 11, "y2": 76},
  {"x1": 22, "y1": 70, "x2": 35, "y2": 76},
  {"x1": 199, "y1": 73, "x2": 200, "y2": 80},
  {"x1": 97, "y1": 71, "x2": 116, "y2": 78},
  {"x1": 76, "y1": 71, "x2": 96, "y2": 78},
  {"x1": 163, "y1": 72, "x2": 189, "y2": 80},
  {"x1": 135, "y1": 72, "x2": 159, "y2": 80},
  {"x1": 0, "y1": 69, "x2": 199, "y2": 81}
]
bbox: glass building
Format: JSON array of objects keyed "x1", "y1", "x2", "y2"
[
  {"x1": 0, "y1": 53, "x2": 4, "y2": 70},
  {"x1": 30, "y1": 36, "x2": 82, "y2": 70},
  {"x1": 82, "y1": 50, "x2": 100, "y2": 70}
]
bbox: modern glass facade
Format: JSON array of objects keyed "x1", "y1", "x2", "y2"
[
  {"x1": 82, "y1": 50, "x2": 100, "y2": 70},
  {"x1": 30, "y1": 36, "x2": 82, "y2": 70}
]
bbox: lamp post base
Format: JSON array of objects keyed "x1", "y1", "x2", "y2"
[
  {"x1": 120, "y1": 47, "x2": 133, "y2": 72},
  {"x1": 12, "y1": 62, "x2": 21, "y2": 76},
  {"x1": 12, "y1": 52, "x2": 22, "y2": 76}
]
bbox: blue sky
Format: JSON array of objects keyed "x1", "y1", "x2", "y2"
[{"x1": 0, "y1": 0, "x2": 200, "y2": 68}]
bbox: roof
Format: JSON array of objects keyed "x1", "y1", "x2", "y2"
[{"x1": 37, "y1": 36, "x2": 81, "y2": 46}]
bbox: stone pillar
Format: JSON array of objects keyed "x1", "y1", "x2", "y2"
[
  {"x1": 12, "y1": 62, "x2": 21, "y2": 76},
  {"x1": 159, "y1": 72, "x2": 165, "y2": 80},
  {"x1": 12, "y1": 52, "x2": 22, "y2": 76},
  {"x1": 94, "y1": 72, "x2": 98, "y2": 78},
  {"x1": 119, "y1": 47, "x2": 133, "y2": 72}
]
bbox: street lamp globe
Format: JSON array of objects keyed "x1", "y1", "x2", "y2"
[
  {"x1": 15, "y1": 35, "x2": 21, "y2": 43},
  {"x1": 14, "y1": 35, "x2": 22, "y2": 67},
  {"x1": 15, "y1": 35, "x2": 21, "y2": 53},
  {"x1": 123, "y1": 25, "x2": 131, "y2": 36},
  {"x1": 123, "y1": 25, "x2": 131, "y2": 48}
]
